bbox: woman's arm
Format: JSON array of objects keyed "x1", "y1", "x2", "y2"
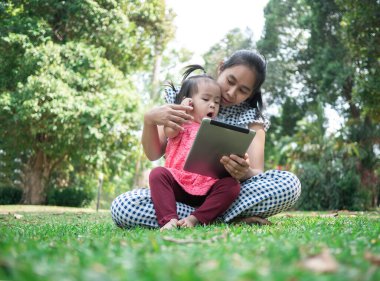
[
  {"x1": 245, "y1": 123, "x2": 265, "y2": 176},
  {"x1": 163, "y1": 98, "x2": 192, "y2": 140},
  {"x1": 220, "y1": 123, "x2": 266, "y2": 180},
  {"x1": 142, "y1": 115, "x2": 166, "y2": 161},
  {"x1": 141, "y1": 104, "x2": 193, "y2": 161}
]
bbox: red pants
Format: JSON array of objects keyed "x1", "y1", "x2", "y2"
[{"x1": 149, "y1": 167, "x2": 240, "y2": 226}]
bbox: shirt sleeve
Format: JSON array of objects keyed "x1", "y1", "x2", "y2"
[
  {"x1": 243, "y1": 107, "x2": 271, "y2": 132},
  {"x1": 164, "y1": 87, "x2": 178, "y2": 104}
]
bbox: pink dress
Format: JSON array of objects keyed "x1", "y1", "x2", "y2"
[{"x1": 164, "y1": 122, "x2": 218, "y2": 196}]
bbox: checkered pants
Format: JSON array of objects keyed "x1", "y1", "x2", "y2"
[{"x1": 111, "y1": 170, "x2": 301, "y2": 228}]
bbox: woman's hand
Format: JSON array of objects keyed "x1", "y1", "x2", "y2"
[
  {"x1": 142, "y1": 103, "x2": 193, "y2": 161},
  {"x1": 220, "y1": 153, "x2": 252, "y2": 181},
  {"x1": 144, "y1": 104, "x2": 193, "y2": 131}
]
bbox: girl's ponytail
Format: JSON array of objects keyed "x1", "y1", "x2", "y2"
[
  {"x1": 181, "y1": 65, "x2": 207, "y2": 81},
  {"x1": 166, "y1": 64, "x2": 216, "y2": 105}
]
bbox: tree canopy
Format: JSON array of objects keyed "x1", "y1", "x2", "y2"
[
  {"x1": 0, "y1": 0, "x2": 174, "y2": 204},
  {"x1": 256, "y1": 0, "x2": 379, "y2": 209},
  {"x1": 0, "y1": 0, "x2": 378, "y2": 209}
]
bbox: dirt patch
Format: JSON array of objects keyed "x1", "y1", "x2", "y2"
[{"x1": 0, "y1": 205, "x2": 108, "y2": 214}]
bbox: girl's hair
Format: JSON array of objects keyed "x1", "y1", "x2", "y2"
[
  {"x1": 168, "y1": 65, "x2": 219, "y2": 105},
  {"x1": 219, "y1": 50, "x2": 267, "y2": 109}
]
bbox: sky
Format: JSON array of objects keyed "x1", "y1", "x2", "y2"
[{"x1": 166, "y1": 0, "x2": 269, "y2": 59}]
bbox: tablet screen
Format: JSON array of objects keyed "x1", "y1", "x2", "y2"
[{"x1": 183, "y1": 118, "x2": 255, "y2": 178}]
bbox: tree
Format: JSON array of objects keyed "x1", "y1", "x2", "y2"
[
  {"x1": 335, "y1": 0, "x2": 380, "y2": 122},
  {"x1": 301, "y1": 0, "x2": 379, "y2": 207},
  {"x1": 257, "y1": 0, "x2": 379, "y2": 208},
  {"x1": 257, "y1": 0, "x2": 307, "y2": 105},
  {"x1": 0, "y1": 0, "x2": 174, "y2": 204},
  {"x1": 203, "y1": 28, "x2": 255, "y2": 76}
]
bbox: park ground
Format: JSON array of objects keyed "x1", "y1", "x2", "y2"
[{"x1": 0, "y1": 205, "x2": 379, "y2": 281}]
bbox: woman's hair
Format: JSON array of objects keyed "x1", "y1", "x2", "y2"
[
  {"x1": 219, "y1": 50, "x2": 267, "y2": 109},
  {"x1": 168, "y1": 65, "x2": 218, "y2": 105}
]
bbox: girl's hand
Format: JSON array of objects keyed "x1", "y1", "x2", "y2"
[
  {"x1": 145, "y1": 104, "x2": 193, "y2": 131},
  {"x1": 181, "y1": 98, "x2": 193, "y2": 107},
  {"x1": 180, "y1": 98, "x2": 193, "y2": 115},
  {"x1": 220, "y1": 153, "x2": 251, "y2": 181}
]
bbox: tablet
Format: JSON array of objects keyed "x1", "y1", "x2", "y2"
[{"x1": 183, "y1": 118, "x2": 255, "y2": 178}]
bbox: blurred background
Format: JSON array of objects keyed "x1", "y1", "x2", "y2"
[{"x1": 0, "y1": 0, "x2": 379, "y2": 211}]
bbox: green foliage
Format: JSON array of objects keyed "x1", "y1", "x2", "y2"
[
  {"x1": 279, "y1": 100, "x2": 372, "y2": 210},
  {"x1": 296, "y1": 157, "x2": 369, "y2": 211},
  {"x1": 203, "y1": 28, "x2": 255, "y2": 76},
  {"x1": 47, "y1": 187, "x2": 94, "y2": 207},
  {"x1": 2, "y1": 40, "x2": 139, "y2": 156},
  {"x1": 257, "y1": 0, "x2": 307, "y2": 104},
  {"x1": 0, "y1": 187, "x2": 23, "y2": 204},
  {"x1": 258, "y1": 0, "x2": 380, "y2": 209},
  {"x1": 335, "y1": 0, "x2": 380, "y2": 122},
  {"x1": 1, "y1": 211, "x2": 380, "y2": 280},
  {"x1": 0, "y1": 0, "x2": 175, "y2": 203},
  {"x1": 0, "y1": 0, "x2": 173, "y2": 75},
  {"x1": 265, "y1": 96, "x2": 307, "y2": 168}
]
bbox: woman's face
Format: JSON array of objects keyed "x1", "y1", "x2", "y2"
[{"x1": 217, "y1": 65, "x2": 256, "y2": 107}]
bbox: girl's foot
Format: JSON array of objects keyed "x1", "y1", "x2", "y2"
[
  {"x1": 160, "y1": 219, "x2": 179, "y2": 231},
  {"x1": 177, "y1": 215, "x2": 199, "y2": 228}
]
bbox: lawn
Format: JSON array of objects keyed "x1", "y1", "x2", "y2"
[{"x1": 0, "y1": 206, "x2": 379, "y2": 281}]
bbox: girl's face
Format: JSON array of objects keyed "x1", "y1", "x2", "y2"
[
  {"x1": 217, "y1": 65, "x2": 256, "y2": 107},
  {"x1": 190, "y1": 81, "x2": 221, "y2": 123}
]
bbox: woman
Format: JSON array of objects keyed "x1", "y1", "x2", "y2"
[{"x1": 111, "y1": 50, "x2": 301, "y2": 228}]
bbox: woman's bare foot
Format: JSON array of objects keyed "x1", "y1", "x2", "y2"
[
  {"x1": 177, "y1": 215, "x2": 199, "y2": 228},
  {"x1": 160, "y1": 219, "x2": 179, "y2": 231},
  {"x1": 231, "y1": 216, "x2": 273, "y2": 226}
]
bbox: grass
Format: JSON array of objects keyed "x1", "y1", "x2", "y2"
[{"x1": 0, "y1": 206, "x2": 379, "y2": 281}]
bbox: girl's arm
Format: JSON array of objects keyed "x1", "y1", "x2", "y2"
[
  {"x1": 220, "y1": 123, "x2": 265, "y2": 180},
  {"x1": 164, "y1": 126, "x2": 181, "y2": 139},
  {"x1": 142, "y1": 104, "x2": 193, "y2": 161}
]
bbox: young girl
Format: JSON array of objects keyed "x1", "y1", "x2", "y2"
[{"x1": 150, "y1": 65, "x2": 240, "y2": 231}]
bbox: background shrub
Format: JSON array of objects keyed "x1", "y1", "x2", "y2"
[
  {"x1": 0, "y1": 187, "x2": 23, "y2": 204},
  {"x1": 47, "y1": 187, "x2": 94, "y2": 207},
  {"x1": 295, "y1": 159, "x2": 371, "y2": 211}
]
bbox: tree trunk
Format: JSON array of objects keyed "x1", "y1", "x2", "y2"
[
  {"x1": 341, "y1": 76, "x2": 379, "y2": 208},
  {"x1": 360, "y1": 167, "x2": 379, "y2": 208},
  {"x1": 342, "y1": 76, "x2": 360, "y2": 119},
  {"x1": 22, "y1": 150, "x2": 52, "y2": 204},
  {"x1": 150, "y1": 45, "x2": 162, "y2": 102}
]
